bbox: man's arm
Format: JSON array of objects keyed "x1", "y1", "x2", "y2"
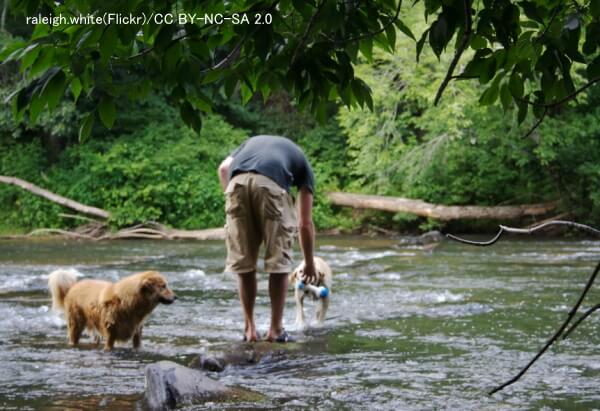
[
  {"x1": 218, "y1": 156, "x2": 234, "y2": 192},
  {"x1": 297, "y1": 186, "x2": 316, "y2": 283}
]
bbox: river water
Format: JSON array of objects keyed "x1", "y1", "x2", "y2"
[{"x1": 1, "y1": 236, "x2": 600, "y2": 410}]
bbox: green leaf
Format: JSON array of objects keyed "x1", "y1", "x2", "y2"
[
  {"x1": 479, "y1": 81, "x2": 499, "y2": 105},
  {"x1": 180, "y1": 102, "x2": 202, "y2": 131},
  {"x1": 516, "y1": 98, "x2": 528, "y2": 124},
  {"x1": 224, "y1": 76, "x2": 238, "y2": 98},
  {"x1": 71, "y1": 77, "x2": 82, "y2": 102},
  {"x1": 416, "y1": 29, "x2": 430, "y2": 62},
  {"x1": 240, "y1": 82, "x2": 254, "y2": 105},
  {"x1": 591, "y1": 0, "x2": 600, "y2": 18},
  {"x1": 28, "y1": 92, "x2": 45, "y2": 123},
  {"x1": 587, "y1": 56, "x2": 600, "y2": 79},
  {"x1": 385, "y1": 25, "x2": 397, "y2": 52},
  {"x1": 351, "y1": 78, "x2": 365, "y2": 107},
  {"x1": 79, "y1": 112, "x2": 94, "y2": 143},
  {"x1": 508, "y1": 71, "x2": 524, "y2": 98},
  {"x1": 11, "y1": 88, "x2": 27, "y2": 121},
  {"x1": 394, "y1": 19, "x2": 415, "y2": 40},
  {"x1": 17, "y1": 43, "x2": 40, "y2": 69},
  {"x1": 471, "y1": 35, "x2": 487, "y2": 50},
  {"x1": 359, "y1": 38, "x2": 373, "y2": 62},
  {"x1": 30, "y1": 48, "x2": 55, "y2": 78},
  {"x1": 154, "y1": 25, "x2": 174, "y2": 51},
  {"x1": 188, "y1": 90, "x2": 213, "y2": 113},
  {"x1": 499, "y1": 83, "x2": 512, "y2": 111},
  {"x1": 31, "y1": 24, "x2": 50, "y2": 40},
  {"x1": 291, "y1": 0, "x2": 313, "y2": 18},
  {"x1": 520, "y1": 1, "x2": 545, "y2": 24},
  {"x1": 98, "y1": 97, "x2": 116, "y2": 128},
  {"x1": 429, "y1": 14, "x2": 449, "y2": 57},
  {"x1": 40, "y1": 68, "x2": 67, "y2": 110},
  {"x1": 100, "y1": 25, "x2": 118, "y2": 61}
]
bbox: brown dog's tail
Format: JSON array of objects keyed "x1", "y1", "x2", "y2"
[{"x1": 48, "y1": 269, "x2": 79, "y2": 311}]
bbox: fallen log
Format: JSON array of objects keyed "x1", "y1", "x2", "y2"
[
  {"x1": 0, "y1": 176, "x2": 226, "y2": 240},
  {"x1": 0, "y1": 175, "x2": 111, "y2": 220},
  {"x1": 326, "y1": 192, "x2": 558, "y2": 221}
]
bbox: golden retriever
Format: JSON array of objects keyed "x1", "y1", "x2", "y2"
[
  {"x1": 289, "y1": 257, "x2": 332, "y2": 329},
  {"x1": 48, "y1": 270, "x2": 177, "y2": 351}
]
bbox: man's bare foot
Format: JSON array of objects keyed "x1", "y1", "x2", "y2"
[{"x1": 243, "y1": 330, "x2": 259, "y2": 342}]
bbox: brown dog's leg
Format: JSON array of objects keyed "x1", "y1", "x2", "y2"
[
  {"x1": 104, "y1": 334, "x2": 115, "y2": 351},
  {"x1": 67, "y1": 309, "x2": 85, "y2": 346},
  {"x1": 133, "y1": 328, "x2": 142, "y2": 349}
]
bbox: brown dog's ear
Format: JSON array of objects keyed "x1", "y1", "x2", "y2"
[{"x1": 141, "y1": 278, "x2": 155, "y2": 293}]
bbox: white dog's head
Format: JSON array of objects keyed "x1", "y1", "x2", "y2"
[{"x1": 290, "y1": 257, "x2": 332, "y2": 288}]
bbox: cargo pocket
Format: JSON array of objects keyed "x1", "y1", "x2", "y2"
[
  {"x1": 280, "y1": 223, "x2": 297, "y2": 264},
  {"x1": 225, "y1": 183, "x2": 245, "y2": 218},
  {"x1": 260, "y1": 186, "x2": 285, "y2": 220}
]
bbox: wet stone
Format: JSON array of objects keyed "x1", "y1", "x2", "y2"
[
  {"x1": 188, "y1": 341, "x2": 298, "y2": 372},
  {"x1": 144, "y1": 360, "x2": 262, "y2": 409}
]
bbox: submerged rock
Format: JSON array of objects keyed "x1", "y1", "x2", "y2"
[
  {"x1": 144, "y1": 360, "x2": 262, "y2": 410},
  {"x1": 188, "y1": 341, "x2": 297, "y2": 372},
  {"x1": 397, "y1": 230, "x2": 445, "y2": 247}
]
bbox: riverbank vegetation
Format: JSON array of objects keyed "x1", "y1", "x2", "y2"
[{"x1": 1, "y1": 6, "x2": 600, "y2": 234}]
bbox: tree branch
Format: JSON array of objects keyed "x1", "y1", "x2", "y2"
[
  {"x1": 489, "y1": 260, "x2": 600, "y2": 395},
  {"x1": 515, "y1": 77, "x2": 600, "y2": 109},
  {"x1": 447, "y1": 220, "x2": 600, "y2": 245},
  {"x1": 562, "y1": 303, "x2": 600, "y2": 340},
  {"x1": 199, "y1": 29, "x2": 259, "y2": 74},
  {"x1": 448, "y1": 220, "x2": 600, "y2": 395},
  {"x1": 126, "y1": 28, "x2": 201, "y2": 61},
  {"x1": 522, "y1": 107, "x2": 547, "y2": 139},
  {"x1": 328, "y1": 1, "x2": 403, "y2": 45},
  {"x1": 433, "y1": 0, "x2": 473, "y2": 106},
  {"x1": 291, "y1": 0, "x2": 326, "y2": 64}
]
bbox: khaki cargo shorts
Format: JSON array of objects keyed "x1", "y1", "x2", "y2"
[{"x1": 224, "y1": 173, "x2": 297, "y2": 274}]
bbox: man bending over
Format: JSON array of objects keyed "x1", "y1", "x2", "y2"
[{"x1": 218, "y1": 135, "x2": 316, "y2": 342}]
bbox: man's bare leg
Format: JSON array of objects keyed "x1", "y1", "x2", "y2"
[
  {"x1": 265, "y1": 273, "x2": 289, "y2": 341},
  {"x1": 238, "y1": 271, "x2": 258, "y2": 342}
]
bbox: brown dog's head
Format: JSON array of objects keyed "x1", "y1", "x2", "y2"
[{"x1": 141, "y1": 272, "x2": 177, "y2": 304}]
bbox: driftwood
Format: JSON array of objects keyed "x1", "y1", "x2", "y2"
[
  {"x1": 448, "y1": 221, "x2": 600, "y2": 395},
  {"x1": 326, "y1": 192, "x2": 558, "y2": 220},
  {"x1": 1, "y1": 222, "x2": 225, "y2": 241},
  {"x1": 0, "y1": 175, "x2": 111, "y2": 219}
]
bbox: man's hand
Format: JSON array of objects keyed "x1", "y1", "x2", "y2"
[
  {"x1": 218, "y1": 156, "x2": 234, "y2": 192},
  {"x1": 301, "y1": 260, "x2": 317, "y2": 284}
]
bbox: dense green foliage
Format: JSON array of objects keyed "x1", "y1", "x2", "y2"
[
  {"x1": 1, "y1": 4, "x2": 600, "y2": 234},
  {"x1": 0, "y1": 94, "x2": 248, "y2": 229},
  {"x1": 2, "y1": 0, "x2": 400, "y2": 136},
  {"x1": 337, "y1": 15, "x2": 600, "y2": 229},
  {"x1": 2, "y1": 0, "x2": 599, "y2": 137}
]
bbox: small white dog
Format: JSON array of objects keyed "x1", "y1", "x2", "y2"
[{"x1": 289, "y1": 257, "x2": 332, "y2": 329}]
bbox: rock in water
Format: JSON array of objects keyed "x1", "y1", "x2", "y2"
[{"x1": 145, "y1": 361, "x2": 228, "y2": 409}]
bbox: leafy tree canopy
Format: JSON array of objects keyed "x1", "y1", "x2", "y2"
[{"x1": 1, "y1": 0, "x2": 599, "y2": 138}]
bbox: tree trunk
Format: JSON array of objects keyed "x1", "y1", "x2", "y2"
[
  {"x1": 326, "y1": 192, "x2": 558, "y2": 221},
  {"x1": 0, "y1": 175, "x2": 111, "y2": 220}
]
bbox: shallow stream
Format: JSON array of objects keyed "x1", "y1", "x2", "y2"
[{"x1": 1, "y1": 236, "x2": 600, "y2": 410}]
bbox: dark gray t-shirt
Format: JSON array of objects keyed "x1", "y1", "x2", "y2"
[{"x1": 229, "y1": 135, "x2": 315, "y2": 193}]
